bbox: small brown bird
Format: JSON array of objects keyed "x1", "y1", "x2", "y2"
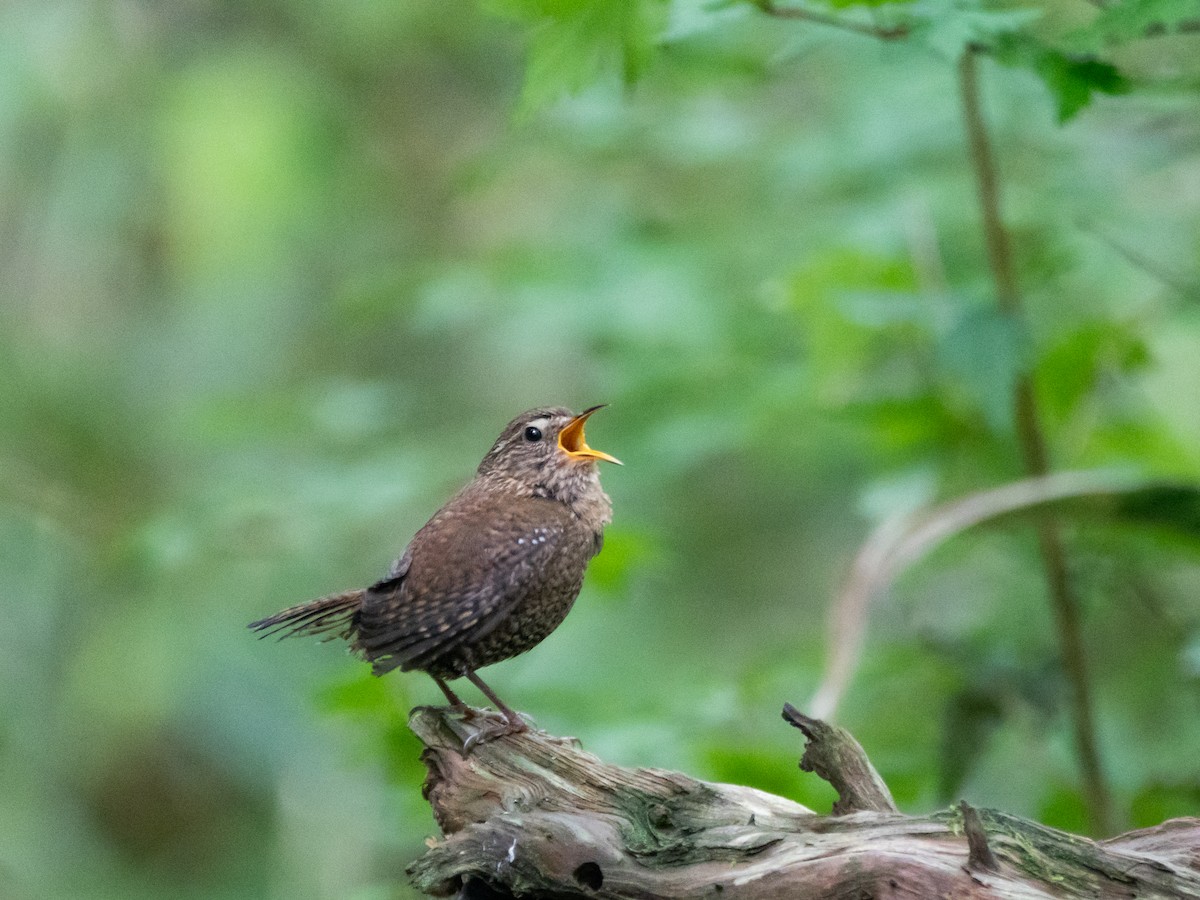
[{"x1": 249, "y1": 405, "x2": 620, "y2": 747}]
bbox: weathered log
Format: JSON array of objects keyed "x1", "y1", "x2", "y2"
[{"x1": 407, "y1": 706, "x2": 1200, "y2": 899}]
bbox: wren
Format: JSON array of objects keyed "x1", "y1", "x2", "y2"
[{"x1": 249, "y1": 406, "x2": 620, "y2": 747}]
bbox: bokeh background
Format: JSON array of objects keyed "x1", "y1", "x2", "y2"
[{"x1": 3, "y1": 1, "x2": 1200, "y2": 897}]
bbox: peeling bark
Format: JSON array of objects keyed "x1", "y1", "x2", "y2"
[{"x1": 407, "y1": 707, "x2": 1200, "y2": 899}]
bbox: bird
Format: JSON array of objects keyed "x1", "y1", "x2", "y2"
[{"x1": 249, "y1": 405, "x2": 620, "y2": 748}]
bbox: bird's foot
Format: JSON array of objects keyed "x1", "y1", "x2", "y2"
[
  {"x1": 412, "y1": 703, "x2": 493, "y2": 733},
  {"x1": 412, "y1": 702, "x2": 475, "y2": 718},
  {"x1": 461, "y1": 712, "x2": 529, "y2": 755},
  {"x1": 455, "y1": 703, "x2": 481, "y2": 721}
]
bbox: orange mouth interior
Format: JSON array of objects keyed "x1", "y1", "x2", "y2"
[{"x1": 558, "y1": 406, "x2": 622, "y2": 465}]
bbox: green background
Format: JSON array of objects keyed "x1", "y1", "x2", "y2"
[{"x1": 2, "y1": 1, "x2": 1199, "y2": 897}]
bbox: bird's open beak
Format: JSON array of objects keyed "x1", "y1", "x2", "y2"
[{"x1": 559, "y1": 405, "x2": 622, "y2": 465}]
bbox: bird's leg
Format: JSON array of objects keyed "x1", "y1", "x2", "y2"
[
  {"x1": 465, "y1": 669, "x2": 525, "y2": 726},
  {"x1": 432, "y1": 676, "x2": 477, "y2": 719},
  {"x1": 461, "y1": 669, "x2": 529, "y2": 754}
]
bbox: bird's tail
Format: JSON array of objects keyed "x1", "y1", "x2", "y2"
[{"x1": 248, "y1": 590, "x2": 364, "y2": 641}]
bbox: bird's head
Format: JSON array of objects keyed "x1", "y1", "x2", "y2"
[{"x1": 476, "y1": 405, "x2": 621, "y2": 500}]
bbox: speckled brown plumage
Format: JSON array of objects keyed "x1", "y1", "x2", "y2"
[{"x1": 249, "y1": 406, "x2": 619, "y2": 745}]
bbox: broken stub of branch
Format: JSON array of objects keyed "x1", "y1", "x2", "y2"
[
  {"x1": 960, "y1": 800, "x2": 1000, "y2": 872},
  {"x1": 781, "y1": 702, "x2": 897, "y2": 815},
  {"x1": 406, "y1": 705, "x2": 1200, "y2": 899}
]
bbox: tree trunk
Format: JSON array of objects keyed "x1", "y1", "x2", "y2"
[{"x1": 406, "y1": 705, "x2": 1200, "y2": 899}]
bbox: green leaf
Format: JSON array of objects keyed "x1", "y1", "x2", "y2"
[
  {"x1": 484, "y1": 0, "x2": 670, "y2": 113},
  {"x1": 1110, "y1": 485, "x2": 1200, "y2": 540},
  {"x1": 1037, "y1": 322, "x2": 1149, "y2": 422},
  {"x1": 663, "y1": 0, "x2": 752, "y2": 42},
  {"x1": 1034, "y1": 51, "x2": 1130, "y2": 123},
  {"x1": 1074, "y1": 0, "x2": 1200, "y2": 47},
  {"x1": 936, "y1": 306, "x2": 1028, "y2": 435},
  {"x1": 910, "y1": 0, "x2": 1043, "y2": 59},
  {"x1": 820, "y1": 0, "x2": 918, "y2": 10},
  {"x1": 994, "y1": 33, "x2": 1130, "y2": 122}
]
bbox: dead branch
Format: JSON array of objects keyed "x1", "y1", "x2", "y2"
[{"x1": 406, "y1": 706, "x2": 1200, "y2": 899}]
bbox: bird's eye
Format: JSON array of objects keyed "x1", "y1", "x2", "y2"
[{"x1": 523, "y1": 426, "x2": 543, "y2": 442}]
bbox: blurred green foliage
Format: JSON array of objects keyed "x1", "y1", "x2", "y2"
[{"x1": 1, "y1": 0, "x2": 1199, "y2": 897}]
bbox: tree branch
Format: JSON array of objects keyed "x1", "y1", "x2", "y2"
[
  {"x1": 407, "y1": 706, "x2": 1200, "y2": 898},
  {"x1": 961, "y1": 800, "x2": 1001, "y2": 872},
  {"x1": 782, "y1": 702, "x2": 896, "y2": 813},
  {"x1": 753, "y1": 0, "x2": 909, "y2": 40},
  {"x1": 957, "y1": 46, "x2": 1113, "y2": 835}
]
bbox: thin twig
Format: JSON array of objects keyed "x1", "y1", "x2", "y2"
[
  {"x1": 1077, "y1": 221, "x2": 1200, "y2": 301},
  {"x1": 957, "y1": 47, "x2": 1114, "y2": 836},
  {"x1": 1084, "y1": 0, "x2": 1200, "y2": 35},
  {"x1": 754, "y1": 0, "x2": 909, "y2": 40}
]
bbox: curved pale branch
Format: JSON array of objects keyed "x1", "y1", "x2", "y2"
[{"x1": 810, "y1": 468, "x2": 1179, "y2": 721}]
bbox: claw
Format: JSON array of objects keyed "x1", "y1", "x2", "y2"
[{"x1": 461, "y1": 713, "x2": 529, "y2": 755}]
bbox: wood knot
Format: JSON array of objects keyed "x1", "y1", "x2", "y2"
[
  {"x1": 573, "y1": 861, "x2": 603, "y2": 891},
  {"x1": 650, "y1": 804, "x2": 674, "y2": 829}
]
